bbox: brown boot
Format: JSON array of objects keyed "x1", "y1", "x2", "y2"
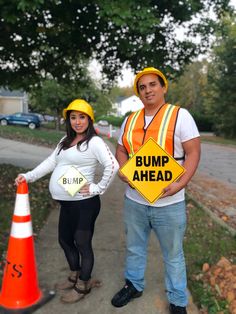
[
  {"x1": 60, "y1": 278, "x2": 102, "y2": 303},
  {"x1": 55, "y1": 271, "x2": 79, "y2": 290}
]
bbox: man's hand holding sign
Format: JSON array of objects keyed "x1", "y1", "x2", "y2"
[{"x1": 120, "y1": 138, "x2": 186, "y2": 203}]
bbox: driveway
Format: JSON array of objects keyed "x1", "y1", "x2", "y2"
[{"x1": 0, "y1": 137, "x2": 53, "y2": 168}]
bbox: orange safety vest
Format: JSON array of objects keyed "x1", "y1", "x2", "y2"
[{"x1": 122, "y1": 103, "x2": 180, "y2": 158}]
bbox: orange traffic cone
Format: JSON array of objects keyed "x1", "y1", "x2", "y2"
[{"x1": 0, "y1": 181, "x2": 54, "y2": 313}]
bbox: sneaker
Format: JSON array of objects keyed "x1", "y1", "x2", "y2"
[
  {"x1": 169, "y1": 303, "x2": 187, "y2": 314},
  {"x1": 111, "y1": 279, "x2": 143, "y2": 308}
]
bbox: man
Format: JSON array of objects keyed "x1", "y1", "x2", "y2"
[{"x1": 111, "y1": 67, "x2": 200, "y2": 314}]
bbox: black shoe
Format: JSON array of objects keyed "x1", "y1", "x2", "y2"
[
  {"x1": 111, "y1": 279, "x2": 143, "y2": 308},
  {"x1": 169, "y1": 303, "x2": 187, "y2": 314}
]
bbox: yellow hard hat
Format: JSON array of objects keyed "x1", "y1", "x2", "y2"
[
  {"x1": 62, "y1": 99, "x2": 94, "y2": 122},
  {"x1": 133, "y1": 67, "x2": 168, "y2": 96}
]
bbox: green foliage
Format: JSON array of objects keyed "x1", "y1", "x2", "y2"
[
  {"x1": 190, "y1": 281, "x2": 229, "y2": 313},
  {"x1": 167, "y1": 60, "x2": 216, "y2": 132},
  {"x1": 0, "y1": 0, "x2": 233, "y2": 89},
  {"x1": 207, "y1": 16, "x2": 236, "y2": 138},
  {"x1": 190, "y1": 111, "x2": 214, "y2": 132},
  {"x1": 30, "y1": 80, "x2": 67, "y2": 117},
  {"x1": 167, "y1": 60, "x2": 209, "y2": 112},
  {"x1": 96, "y1": 115, "x2": 124, "y2": 127},
  {"x1": 29, "y1": 76, "x2": 113, "y2": 122},
  {"x1": 0, "y1": 125, "x2": 63, "y2": 147},
  {"x1": 167, "y1": 16, "x2": 235, "y2": 137},
  {"x1": 200, "y1": 134, "x2": 236, "y2": 146},
  {"x1": 185, "y1": 196, "x2": 236, "y2": 312},
  {"x1": 108, "y1": 86, "x2": 134, "y2": 103}
]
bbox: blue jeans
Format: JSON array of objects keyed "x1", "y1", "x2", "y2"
[{"x1": 123, "y1": 196, "x2": 188, "y2": 307}]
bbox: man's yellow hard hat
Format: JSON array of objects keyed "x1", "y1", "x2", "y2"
[
  {"x1": 133, "y1": 67, "x2": 168, "y2": 96},
  {"x1": 62, "y1": 99, "x2": 95, "y2": 122}
]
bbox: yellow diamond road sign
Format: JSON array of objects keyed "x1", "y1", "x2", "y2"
[
  {"x1": 120, "y1": 138, "x2": 185, "y2": 204},
  {"x1": 58, "y1": 166, "x2": 88, "y2": 197}
]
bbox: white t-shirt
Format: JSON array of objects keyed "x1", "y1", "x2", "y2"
[
  {"x1": 22, "y1": 136, "x2": 119, "y2": 201},
  {"x1": 118, "y1": 108, "x2": 200, "y2": 207}
]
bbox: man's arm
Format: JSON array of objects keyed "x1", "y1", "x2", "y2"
[
  {"x1": 115, "y1": 143, "x2": 129, "y2": 183},
  {"x1": 161, "y1": 137, "x2": 201, "y2": 197}
]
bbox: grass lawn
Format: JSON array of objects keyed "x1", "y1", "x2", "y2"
[
  {"x1": 0, "y1": 125, "x2": 64, "y2": 147},
  {"x1": 201, "y1": 134, "x2": 236, "y2": 147},
  {"x1": 185, "y1": 197, "x2": 236, "y2": 313},
  {"x1": 0, "y1": 125, "x2": 236, "y2": 312}
]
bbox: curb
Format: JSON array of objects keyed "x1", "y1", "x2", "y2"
[{"x1": 187, "y1": 192, "x2": 236, "y2": 236}]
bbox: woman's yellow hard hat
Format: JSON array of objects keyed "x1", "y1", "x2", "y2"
[
  {"x1": 62, "y1": 99, "x2": 94, "y2": 122},
  {"x1": 133, "y1": 67, "x2": 168, "y2": 96}
]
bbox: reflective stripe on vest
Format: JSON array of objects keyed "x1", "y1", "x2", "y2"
[{"x1": 122, "y1": 104, "x2": 180, "y2": 157}]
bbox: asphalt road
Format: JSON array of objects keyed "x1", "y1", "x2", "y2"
[
  {"x1": 197, "y1": 142, "x2": 236, "y2": 187},
  {"x1": 1, "y1": 137, "x2": 236, "y2": 189},
  {"x1": 74, "y1": 128, "x2": 236, "y2": 189},
  {"x1": 0, "y1": 137, "x2": 54, "y2": 169}
]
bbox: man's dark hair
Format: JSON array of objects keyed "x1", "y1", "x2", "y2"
[{"x1": 157, "y1": 75, "x2": 165, "y2": 87}]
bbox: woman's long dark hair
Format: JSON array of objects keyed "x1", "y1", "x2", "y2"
[{"x1": 58, "y1": 111, "x2": 97, "y2": 153}]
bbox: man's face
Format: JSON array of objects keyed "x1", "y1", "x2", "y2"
[{"x1": 137, "y1": 73, "x2": 166, "y2": 107}]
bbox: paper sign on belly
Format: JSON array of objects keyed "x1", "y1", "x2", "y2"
[
  {"x1": 58, "y1": 166, "x2": 88, "y2": 197},
  {"x1": 120, "y1": 137, "x2": 186, "y2": 204}
]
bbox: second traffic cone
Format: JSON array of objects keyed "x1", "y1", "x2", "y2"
[{"x1": 0, "y1": 181, "x2": 54, "y2": 312}]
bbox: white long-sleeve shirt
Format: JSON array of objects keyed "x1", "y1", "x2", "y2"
[{"x1": 22, "y1": 136, "x2": 119, "y2": 201}]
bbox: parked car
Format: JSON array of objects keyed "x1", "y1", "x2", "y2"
[
  {"x1": 44, "y1": 114, "x2": 56, "y2": 122},
  {"x1": 97, "y1": 120, "x2": 109, "y2": 126},
  {"x1": 32, "y1": 113, "x2": 45, "y2": 123},
  {"x1": 0, "y1": 112, "x2": 41, "y2": 129},
  {"x1": 31, "y1": 112, "x2": 50, "y2": 125}
]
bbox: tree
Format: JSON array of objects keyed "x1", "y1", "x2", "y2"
[
  {"x1": 167, "y1": 60, "x2": 208, "y2": 112},
  {"x1": 0, "y1": 0, "x2": 233, "y2": 90},
  {"x1": 29, "y1": 75, "x2": 112, "y2": 129},
  {"x1": 108, "y1": 86, "x2": 133, "y2": 103},
  {"x1": 167, "y1": 60, "x2": 215, "y2": 132},
  {"x1": 207, "y1": 15, "x2": 236, "y2": 138}
]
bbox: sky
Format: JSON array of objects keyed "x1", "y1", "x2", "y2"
[
  {"x1": 88, "y1": 59, "x2": 135, "y2": 88},
  {"x1": 117, "y1": 67, "x2": 134, "y2": 87}
]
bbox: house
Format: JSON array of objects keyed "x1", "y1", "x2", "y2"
[
  {"x1": 0, "y1": 88, "x2": 28, "y2": 114},
  {"x1": 114, "y1": 95, "x2": 144, "y2": 116}
]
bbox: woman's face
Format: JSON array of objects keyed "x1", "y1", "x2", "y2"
[{"x1": 69, "y1": 110, "x2": 89, "y2": 135}]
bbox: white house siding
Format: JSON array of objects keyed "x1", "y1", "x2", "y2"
[
  {"x1": 115, "y1": 95, "x2": 144, "y2": 116},
  {"x1": 0, "y1": 97, "x2": 24, "y2": 114},
  {"x1": 0, "y1": 90, "x2": 28, "y2": 114}
]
